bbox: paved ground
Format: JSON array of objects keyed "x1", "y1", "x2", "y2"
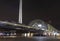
[{"x1": 0, "y1": 37, "x2": 60, "y2": 41}]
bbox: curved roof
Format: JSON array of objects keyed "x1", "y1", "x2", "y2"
[{"x1": 29, "y1": 19, "x2": 48, "y2": 30}]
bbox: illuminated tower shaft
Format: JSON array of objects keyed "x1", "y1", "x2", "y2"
[{"x1": 19, "y1": 0, "x2": 22, "y2": 23}]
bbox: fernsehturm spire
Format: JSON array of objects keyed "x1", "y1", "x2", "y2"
[{"x1": 19, "y1": 0, "x2": 22, "y2": 24}]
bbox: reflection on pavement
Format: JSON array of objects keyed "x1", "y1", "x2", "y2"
[{"x1": 0, "y1": 37, "x2": 60, "y2": 41}]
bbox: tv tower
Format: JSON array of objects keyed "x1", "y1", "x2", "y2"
[{"x1": 19, "y1": 0, "x2": 22, "y2": 24}]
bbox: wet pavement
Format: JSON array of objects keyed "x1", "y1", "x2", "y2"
[{"x1": 0, "y1": 37, "x2": 60, "y2": 41}]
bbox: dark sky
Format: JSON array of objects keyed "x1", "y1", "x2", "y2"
[
  {"x1": 0, "y1": 0, "x2": 19, "y2": 22},
  {"x1": 23, "y1": 0, "x2": 60, "y2": 30},
  {"x1": 0, "y1": 0, "x2": 60, "y2": 30}
]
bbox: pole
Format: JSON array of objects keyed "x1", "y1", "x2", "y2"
[{"x1": 19, "y1": 0, "x2": 22, "y2": 24}]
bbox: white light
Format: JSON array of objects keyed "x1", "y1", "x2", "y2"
[
  {"x1": 14, "y1": 33, "x2": 16, "y2": 35},
  {"x1": 30, "y1": 33, "x2": 33, "y2": 37},
  {"x1": 0, "y1": 33, "x2": 4, "y2": 35},
  {"x1": 14, "y1": 24, "x2": 17, "y2": 26},
  {"x1": 41, "y1": 28, "x2": 45, "y2": 30},
  {"x1": 38, "y1": 24, "x2": 42, "y2": 27},
  {"x1": 48, "y1": 32, "x2": 51, "y2": 36},
  {"x1": 7, "y1": 33, "x2": 9, "y2": 36},
  {"x1": 1, "y1": 22, "x2": 7, "y2": 24},
  {"x1": 24, "y1": 33, "x2": 27, "y2": 37},
  {"x1": 56, "y1": 33, "x2": 60, "y2": 36},
  {"x1": 54, "y1": 32, "x2": 60, "y2": 36}
]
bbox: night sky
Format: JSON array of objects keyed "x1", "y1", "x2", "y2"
[
  {"x1": 0, "y1": 0, "x2": 19, "y2": 22},
  {"x1": 0, "y1": 0, "x2": 60, "y2": 30}
]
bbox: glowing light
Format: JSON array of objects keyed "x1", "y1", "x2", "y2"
[
  {"x1": 30, "y1": 33, "x2": 33, "y2": 37},
  {"x1": 43, "y1": 32, "x2": 47, "y2": 35},
  {"x1": 53, "y1": 32, "x2": 60, "y2": 36},
  {"x1": 24, "y1": 33, "x2": 27, "y2": 37},
  {"x1": 14, "y1": 24, "x2": 18, "y2": 26},
  {"x1": 27, "y1": 33, "x2": 30, "y2": 37},
  {"x1": 0, "y1": 33, "x2": 4, "y2": 35},
  {"x1": 0, "y1": 21, "x2": 7, "y2": 24},
  {"x1": 38, "y1": 24, "x2": 42, "y2": 27},
  {"x1": 41, "y1": 28, "x2": 45, "y2": 30}
]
